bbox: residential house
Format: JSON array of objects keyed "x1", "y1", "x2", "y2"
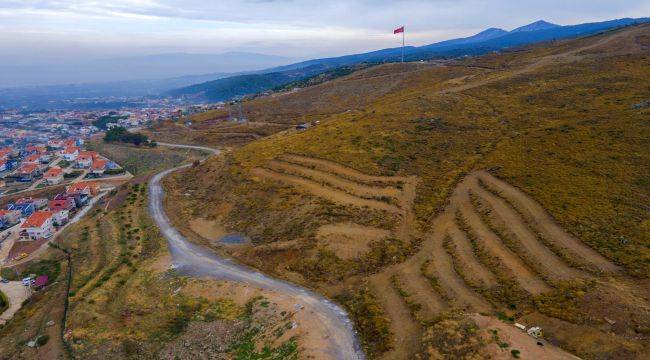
[
  {"x1": 25, "y1": 145, "x2": 47, "y2": 155},
  {"x1": 48, "y1": 196, "x2": 76, "y2": 212},
  {"x1": 7, "y1": 202, "x2": 35, "y2": 218},
  {"x1": 0, "y1": 147, "x2": 14, "y2": 160},
  {"x1": 48, "y1": 139, "x2": 64, "y2": 149},
  {"x1": 43, "y1": 167, "x2": 64, "y2": 185},
  {"x1": 90, "y1": 159, "x2": 106, "y2": 175},
  {"x1": 62, "y1": 147, "x2": 80, "y2": 161},
  {"x1": 16, "y1": 197, "x2": 49, "y2": 210},
  {"x1": 76, "y1": 154, "x2": 94, "y2": 168},
  {"x1": 66, "y1": 181, "x2": 100, "y2": 197},
  {"x1": 21, "y1": 211, "x2": 55, "y2": 239},
  {"x1": 15, "y1": 163, "x2": 42, "y2": 181},
  {"x1": 24, "y1": 154, "x2": 41, "y2": 164},
  {"x1": 0, "y1": 209, "x2": 21, "y2": 229},
  {"x1": 63, "y1": 139, "x2": 75, "y2": 148},
  {"x1": 76, "y1": 151, "x2": 98, "y2": 168},
  {"x1": 51, "y1": 209, "x2": 69, "y2": 226}
]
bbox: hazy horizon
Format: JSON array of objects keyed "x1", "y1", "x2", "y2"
[{"x1": 1, "y1": 0, "x2": 648, "y2": 87}]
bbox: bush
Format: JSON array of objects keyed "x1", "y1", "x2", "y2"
[
  {"x1": 104, "y1": 168, "x2": 125, "y2": 175},
  {"x1": 35, "y1": 334, "x2": 49, "y2": 347},
  {"x1": 0, "y1": 290, "x2": 8, "y2": 313},
  {"x1": 336, "y1": 285, "x2": 392, "y2": 357},
  {"x1": 104, "y1": 126, "x2": 150, "y2": 147}
]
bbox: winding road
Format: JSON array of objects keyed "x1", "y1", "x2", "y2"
[{"x1": 149, "y1": 143, "x2": 365, "y2": 360}]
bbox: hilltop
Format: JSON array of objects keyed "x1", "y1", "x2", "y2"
[
  {"x1": 161, "y1": 23, "x2": 650, "y2": 359},
  {"x1": 168, "y1": 17, "x2": 649, "y2": 102}
]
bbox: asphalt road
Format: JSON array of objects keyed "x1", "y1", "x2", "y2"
[{"x1": 149, "y1": 143, "x2": 365, "y2": 360}]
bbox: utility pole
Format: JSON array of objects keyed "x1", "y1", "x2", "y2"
[{"x1": 238, "y1": 101, "x2": 246, "y2": 123}]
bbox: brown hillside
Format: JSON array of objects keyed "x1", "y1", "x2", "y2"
[{"x1": 164, "y1": 24, "x2": 650, "y2": 359}]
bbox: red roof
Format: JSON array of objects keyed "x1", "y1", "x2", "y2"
[
  {"x1": 91, "y1": 159, "x2": 106, "y2": 170},
  {"x1": 18, "y1": 163, "x2": 39, "y2": 174},
  {"x1": 77, "y1": 154, "x2": 93, "y2": 162},
  {"x1": 44, "y1": 167, "x2": 63, "y2": 177},
  {"x1": 25, "y1": 154, "x2": 40, "y2": 162},
  {"x1": 26, "y1": 145, "x2": 45, "y2": 153},
  {"x1": 49, "y1": 198, "x2": 73, "y2": 211},
  {"x1": 63, "y1": 139, "x2": 76, "y2": 147},
  {"x1": 34, "y1": 275, "x2": 49, "y2": 287},
  {"x1": 78, "y1": 151, "x2": 98, "y2": 159},
  {"x1": 63, "y1": 147, "x2": 80, "y2": 154},
  {"x1": 21, "y1": 211, "x2": 53, "y2": 228},
  {"x1": 66, "y1": 181, "x2": 99, "y2": 193}
]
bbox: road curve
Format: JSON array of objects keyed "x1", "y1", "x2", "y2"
[{"x1": 149, "y1": 143, "x2": 365, "y2": 360}]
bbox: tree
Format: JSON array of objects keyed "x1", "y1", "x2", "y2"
[{"x1": 103, "y1": 126, "x2": 150, "y2": 147}]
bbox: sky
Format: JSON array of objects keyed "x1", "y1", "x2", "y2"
[
  {"x1": 0, "y1": 0, "x2": 648, "y2": 86},
  {"x1": 1, "y1": 1, "x2": 648, "y2": 62}
]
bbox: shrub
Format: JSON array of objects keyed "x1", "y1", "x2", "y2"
[{"x1": 35, "y1": 334, "x2": 49, "y2": 347}]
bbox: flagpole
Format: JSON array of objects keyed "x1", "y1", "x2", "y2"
[{"x1": 402, "y1": 28, "x2": 406, "y2": 62}]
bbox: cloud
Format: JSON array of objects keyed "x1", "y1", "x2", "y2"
[{"x1": 0, "y1": 0, "x2": 647, "y2": 81}]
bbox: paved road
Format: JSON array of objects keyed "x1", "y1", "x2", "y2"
[{"x1": 150, "y1": 143, "x2": 365, "y2": 360}]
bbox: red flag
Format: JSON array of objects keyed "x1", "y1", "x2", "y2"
[{"x1": 394, "y1": 26, "x2": 404, "y2": 34}]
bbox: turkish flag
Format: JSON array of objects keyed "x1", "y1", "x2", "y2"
[{"x1": 394, "y1": 26, "x2": 404, "y2": 34}]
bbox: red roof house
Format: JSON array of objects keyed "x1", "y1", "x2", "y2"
[
  {"x1": 90, "y1": 159, "x2": 106, "y2": 174},
  {"x1": 43, "y1": 166, "x2": 64, "y2": 184},
  {"x1": 21, "y1": 211, "x2": 55, "y2": 239},
  {"x1": 66, "y1": 181, "x2": 100, "y2": 196},
  {"x1": 48, "y1": 196, "x2": 76, "y2": 212}
]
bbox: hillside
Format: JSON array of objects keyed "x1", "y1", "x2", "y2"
[
  {"x1": 162, "y1": 24, "x2": 650, "y2": 359},
  {"x1": 168, "y1": 17, "x2": 649, "y2": 102}
]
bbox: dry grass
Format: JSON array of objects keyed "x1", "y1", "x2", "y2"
[{"x1": 164, "y1": 24, "x2": 650, "y2": 359}]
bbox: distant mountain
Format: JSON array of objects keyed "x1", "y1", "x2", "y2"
[
  {"x1": 0, "y1": 72, "x2": 234, "y2": 110},
  {"x1": 436, "y1": 28, "x2": 509, "y2": 46},
  {"x1": 511, "y1": 20, "x2": 560, "y2": 33},
  {"x1": 172, "y1": 17, "x2": 649, "y2": 102},
  {"x1": 0, "y1": 52, "x2": 294, "y2": 89},
  {"x1": 168, "y1": 65, "x2": 332, "y2": 101}
]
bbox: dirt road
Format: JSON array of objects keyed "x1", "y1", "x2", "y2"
[{"x1": 150, "y1": 143, "x2": 365, "y2": 360}]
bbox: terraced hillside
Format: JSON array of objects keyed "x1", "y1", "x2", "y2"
[{"x1": 163, "y1": 24, "x2": 650, "y2": 359}]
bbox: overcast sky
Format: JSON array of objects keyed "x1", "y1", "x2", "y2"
[{"x1": 0, "y1": 0, "x2": 648, "y2": 65}]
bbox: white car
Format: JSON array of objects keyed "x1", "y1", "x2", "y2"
[{"x1": 22, "y1": 277, "x2": 34, "y2": 286}]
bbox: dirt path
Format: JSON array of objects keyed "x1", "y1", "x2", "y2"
[
  {"x1": 0, "y1": 281, "x2": 31, "y2": 325},
  {"x1": 399, "y1": 266, "x2": 447, "y2": 319},
  {"x1": 267, "y1": 159, "x2": 402, "y2": 199},
  {"x1": 316, "y1": 223, "x2": 390, "y2": 259},
  {"x1": 252, "y1": 167, "x2": 401, "y2": 213},
  {"x1": 281, "y1": 154, "x2": 409, "y2": 184},
  {"x1": 476, "y1": 171, "x2": 620, "y2": 273},
  {"x1": 369, "y1": 274, "x2": 422, "y2": 360},
  {"x1": 455, "y1": 178, "x2": 550, "y2": 295},
  {"x1": 470, "y1": 177, "x2": 584, "y2": 281},
  {"x1": 426, "y1": 215, "x2": 492, "y2": 313},
  {"x1": 441, "y1": 26, "x2": 635, "y2": 96},
  {"x1": 446, "y1": 221, "x2": 498, "y2": 288}
]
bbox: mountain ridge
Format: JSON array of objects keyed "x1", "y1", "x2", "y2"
[{"x1": 171, "y1": 17, "x2": 650, "y2": 101}]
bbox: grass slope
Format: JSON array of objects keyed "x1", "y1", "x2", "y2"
[{"x1": 165, "y1": 24, "x2": 650, "y2": 359}]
